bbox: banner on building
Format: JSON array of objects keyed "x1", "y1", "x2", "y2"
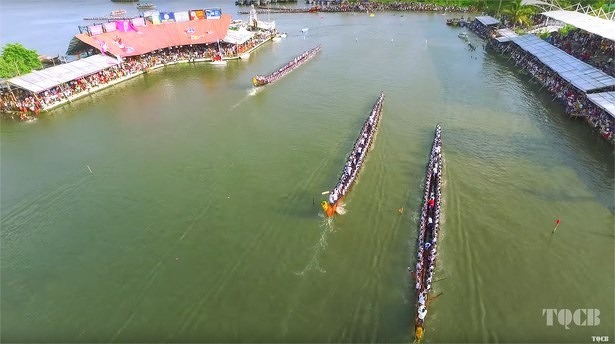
[
  {"x1": 190, "y1": 9, "x2": 205, "y2": 20},
  {"x1": 103, "y1": 22, "x2": 117, "y2": 33},
  {"x1": 205, "y1": 8, "x2": 221, "y2": 19},
  {"x1": 159, "y1": 12, "x2": 176, "y2": 23},
  {"x1": 115, "y1": 20, "x2": 137, "y2": 32},
  {"x1": 88, "y1": 25, "x2": 104, "y2": 35},
  {"x1": 175, "y1": 11, "x2": 189, "y2": 22},
  {"x1": 131, "y1": 17, "x2": 146, "y2": 27}
]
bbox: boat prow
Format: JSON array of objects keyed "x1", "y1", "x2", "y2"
[
  {"x1": 321, "y1": 201, "x2": 337, "y2": 217},
  {"x1": 252, "y1": 76, "x2": 267, "y2": 87}
]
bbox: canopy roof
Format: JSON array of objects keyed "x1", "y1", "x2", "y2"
[
  {"x1": 511, "y1": 34, "x2": 615, "y2": 92},
  {"x1": 223, "y1": 27, "x2": 255, "y2": 45},
  {"x1": 73, "y1": 14, "x2": 232, "y2": 57},
  {"x1": 586, "y1": 91, "x2": 615, "y2": 119},
  {"x1": 475, "y1": 16, "x2": 500, "y2": 26},
  {"x1": 8, "y1": 54, "x2": 119, "y2": 94},
  {"x1": 541, "y1": 10, "x2": 615, "y2": 41},
  {"x1": 494, "y1": 28, "x2": 518, "y2": 42}
]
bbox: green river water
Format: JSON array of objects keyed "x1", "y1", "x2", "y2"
[{"x1": 1, "y1": 2, "x2": 613, "y2": 342}]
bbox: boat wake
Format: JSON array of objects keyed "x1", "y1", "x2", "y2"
[
  {"x1": 335, "y1": 202, "x2": 346, "y2": 215},
  {"x1": 231, "y1": 87, "x2": 263, "y2": 110},
  {"x1": 295, "y1": 217, "x2": 333, "y2": 276},
  {"x1": 247, "y1": 86, "x2": 264, "y2": 97}
]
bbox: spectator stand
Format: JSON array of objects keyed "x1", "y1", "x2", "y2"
[{"x1": 468, "y1": 16, "x2": 500, "y2": 39}]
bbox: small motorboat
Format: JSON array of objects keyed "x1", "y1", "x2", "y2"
[
  {"x1": 136, "y1": 2, "x2": 156, "y2": 10},
  {"x1": 110, "y1": 9, "x2": 127, "y2": 17},
  {"x1": 458, "y1": 32, "x2": 468, "y2": 39}
]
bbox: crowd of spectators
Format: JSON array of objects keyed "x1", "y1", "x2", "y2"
[
  {"x1": 477, "y1": 16, "x2": 615, "y2": 143},
  {"x1": 317, "y1": 1, "x2": 471, "y2": 13},
  {"x1": 0, "y1": 32, "x2": 273, "y2": 119},
  {"x1": 467, "y1": 20, "x2": 499, "y2": 39},
  {"x1": 546, "y1": 29, "x2": 614, "y2": 76},
  {"x1": 505, "y1": 43, "x2": 614, "y2": 142}
]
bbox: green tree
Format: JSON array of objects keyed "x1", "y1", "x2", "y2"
[
  {"x1": 502, "y1": 0, "x2": 536, "y2": 28},
  {"x1": 0, "y1": 43, "x2": 42, "y2": 78}
]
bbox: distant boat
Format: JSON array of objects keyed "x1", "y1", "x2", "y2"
[
  {"x1": 300, "y1": 28, "x2": 309, "y2": 33},
  {"x1": 111, "y1": 0, "x2": 137, "y2": 2},
  {"x1": 252, "y1": 45, "x2": 321, "y2": 87},
  {"x1": 136, "y1": 2, "x2": 156, "y2": 10},
  {"x1": 458, "y1": 32, "x2": 468, "y2": 39},
  {"x1": 110, "y1": 9, "x2": 127, "y2": 17}
]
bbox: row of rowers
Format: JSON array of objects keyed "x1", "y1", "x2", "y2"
[
  {"x1": 415, "y1": 133, "x2": 443, "y2": 322},
  {"x1": 328, "y1": 99, "x2": 383, "y2": 205},
  {"x1": 259, "y1": 47, "x2": 316, "y2": 83}
]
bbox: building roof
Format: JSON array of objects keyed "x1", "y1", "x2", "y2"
[
  {"x1": 73, "y1": 14, "x2": 232, "y2": 57},
  {"x1": 494, "y1": 28, "x2": 518, "y2": 42},
  {"x1": 541, "y1": 10, "x2": 615, "y2": 41},
  {"x1": 475, "y1": 16, "x2": 500, "y2": 26},
  {"x1": 511, "y1": 34, "x2": 615, "y2": 92},
  {"x1": 586, "y1": 91, "x2": 615, "y2": 119},
  {"x1": 8, "y1": 54, "x2": 119, "y2": 94}
]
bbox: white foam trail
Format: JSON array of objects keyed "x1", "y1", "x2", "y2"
[
  {"x1": 295, "y1": 217, "x2": 333, "y2": 276},
  {"x1": 231, "y1": 87, "x2": 262, "y2": 110},
  {"x1": 335, "y1": 203, "x2": 346, "y2": 215}
]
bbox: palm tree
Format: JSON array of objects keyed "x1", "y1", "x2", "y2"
[{"x1": 502, "y1": 0, "x2": 536, "y2": 28}]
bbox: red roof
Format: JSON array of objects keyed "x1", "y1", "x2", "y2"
[{"x1": 76, "y1": 14, "x2": 232, "y2": 57}]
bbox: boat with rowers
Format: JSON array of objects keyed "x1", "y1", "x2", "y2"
[
  {"x1": 321, "y1": 92, "x2": 385, "y2": 217},
  {"x1": 252, "y1": 45, "x2": 321, "y2": 87},
  {"x1": 413, "y1": 124, "x2": 443, "y2": 342}
]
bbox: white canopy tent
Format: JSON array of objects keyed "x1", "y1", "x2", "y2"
[
  {"x1": 511, "y1": 34, "x2": 615, "y2": 92},
  {"x1": 586, "y1": 91, "x2": 615, "y2": 119},
  {"x1": 223, "y1": 27, "x2": 255, "y2": 45},
  {"x1": 8, "y1": 54, "x2": 119, "y2": 94},
  {"x1": 541, "y1": 10, "x2": 615, "y2": 41}
]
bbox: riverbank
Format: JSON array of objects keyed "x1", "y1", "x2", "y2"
[{"x1": 1, "y1": 35, "x2": 274, "y2": 119}]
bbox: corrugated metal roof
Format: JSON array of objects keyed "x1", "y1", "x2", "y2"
[
  {"x1": 475, "y1": 16, "x2": 500, "y2": 26},
  {"x1": 587, "y1": 91, "x2": 615, "y2": 118},
  {"x1": 511, "y1": 34, "x2": 615, "y2": 92},
  {"x1": 8, "y1": 54, "x2": 119, "y2": 93},
  {"x1": 541, "y1": 10, "x2": 615, "y2": 42}
]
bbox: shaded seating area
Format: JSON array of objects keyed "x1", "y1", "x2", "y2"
[{"x1": 507, "y1": 34, "x2": 615, "y2": 142}]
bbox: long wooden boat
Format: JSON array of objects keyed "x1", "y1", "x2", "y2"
[
  {"x1": 413, "y1": 124, "x2": 443, "y2": 341},
  {"x1": 321, "y1": 92, "x2": 385, "y2": 217},
  {"x1": 252, "y1": 46, "x2": 321, "y2": 87}
]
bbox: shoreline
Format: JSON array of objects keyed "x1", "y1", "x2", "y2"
[{"x1": 1, "y1": 36, "x2": 273, "y2": 119}]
